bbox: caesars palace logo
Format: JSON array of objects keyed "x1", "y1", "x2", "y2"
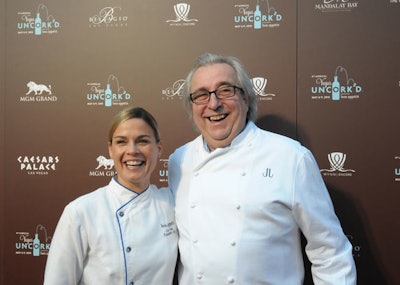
[{"x1": 18, "y1": 155, "x2": 60, "y2": 175}]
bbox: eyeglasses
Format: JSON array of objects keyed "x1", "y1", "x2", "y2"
[{"x1": 189, "y1": 85, "x2": 243, "y2": 105}]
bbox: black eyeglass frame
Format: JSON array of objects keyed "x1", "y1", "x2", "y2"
[{"x1": 189, "y1": 85, "x2": 243, "y2": 105}]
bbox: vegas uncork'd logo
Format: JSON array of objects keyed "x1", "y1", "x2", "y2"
[
  {"x1": 311, "y1": 66, "x2": 363, "y2": 101},
  {"x1": 89, "y1": 6, "x2": 128, "y2": 28},
  {"x1": 16, "y1": 224, "x2": 52, "y2": 257},
  {"x1": 17, "y1": 4, "x2": 60, "y2": 35},
  {"x1": 234, "y1": 0, "x2": 282, "y2": 29},
  {"x1": 86, "y1": 75, "x2": 132, "y2": 107}
]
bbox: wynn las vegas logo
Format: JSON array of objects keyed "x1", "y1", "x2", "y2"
[
  {"x1": 321, "y1": 152, "x2": 355, "y2": 177},
  {"x1": 166, "y1": 3, "x2": 198, "y2": 26}
]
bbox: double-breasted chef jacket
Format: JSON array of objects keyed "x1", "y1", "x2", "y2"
[
  {"x1": 44, "y1": 177, "x2": 178, "y2": 285},
  {"x1": 168, "y1": 121, "x2": 356, "y2": 285}
]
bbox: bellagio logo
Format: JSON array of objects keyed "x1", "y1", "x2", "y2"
[{"x1": 320, "y1": 152, "x2": 355, "y2": 177}]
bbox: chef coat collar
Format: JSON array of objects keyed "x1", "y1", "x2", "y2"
[
  {"x1": 201, "y1": 121, "x2": 256, "y2": 153},
  {"x1": 109, "y1": 176, "x2": 149, "y2": 202}
]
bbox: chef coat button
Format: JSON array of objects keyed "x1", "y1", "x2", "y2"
[
  {"x1": 230, "y1": 241, "x2": 236, "y2": 246},
  {"x1": 227, "y1": 276, "x2": 235, "y2": 283},
  {"x1": 129, "y1": 282, "x2": 134, "y2": 285},
  {"x1": 194, "y1": 172, "x2": 199, "y2": 176},
  {"x1": 236, "y1": 205, "x2": 241, "y2": 210},
  {"x1": 193, "y1": 239, "x2": 198, "y2": 244},
  {"x1": 241, "y1": 172, "x2": 246, "y2": 176},
  {"x1": 126, "y1": 246, "x2": 131, "y2": 253},
  {"x1": 196, "y1": 273, "x2": 203, "y2": 280},
  {"x1": 119, "y1": 211, "x2": 124, "y2": 217},
  {"x1": 190, "y1": 204, "x2": 196, "y2": 208}
]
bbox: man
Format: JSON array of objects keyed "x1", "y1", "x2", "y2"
[{"x1": 168, "y1": 53, "x2": 356, "y2": 284}]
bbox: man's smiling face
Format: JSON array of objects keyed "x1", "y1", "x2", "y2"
[{"x1": 190, "y1": 63, "x2": 249, "y2": 151}]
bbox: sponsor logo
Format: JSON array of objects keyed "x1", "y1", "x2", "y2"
[
  {"x1": 234, "y1": 0, "x2": 282, "y2": 29},
  {"x1": 20, "y1": 81, "x2": 57, "y2": 102},
  {"x1": 395, "y1": 156, "x2": 400, "y2": 182},
  {"x1": 161, "y1": 79, "x2": 185, "y2": 100},
  {"x1": 251, "y1": 77, "x2": 276, "y2": 101},
  {"x1": 89, "y1": 155, "x2": 116, "y2": 177},
  {"x1": 86, "y1": 75, "x2": 132, "y2": 107},
  {"x1": 311, "y1": 66, "x2": 363, "y2": 101},
  {"x1": 17, "y1": 155, "x2": 60, "y2": 175},
  {"x1": 17, "y1": 4, "x2": 60, "y2": 35},
  {"x1": 315, "y1": 0, "x2": 359, "y2": 12},
  {"x1": 89, "y1": 6, "x2": 128, "y2": 28},
  {"x1": 321, "y1": 152, "x2": 355, "y2": 177},
  {"x1": 159, "y1": 158, "x2": 169, "y2": 184},
  {"x1": 15, "y1": 224, "x2": 51, "y2": 256},
  {"x1": 166, "y1": 3, "x2": 198, "y2": 26}
]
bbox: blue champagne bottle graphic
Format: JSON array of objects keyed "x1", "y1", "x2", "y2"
[
  {"x1": 254, "y1": 4, "x2": 262, "y2": 29},
  {"x1": 33, "y1": 233, "x2": 40, "y2": 256},
  {"x1": 105, "y1": 84, "x2": 112, "y2": 107},
  {"x1": 332, "y1": 75, "x2": 340, "y2": 100},
  {"x1": 35, "y1": 13, "x2": 42, "y2": 35}
]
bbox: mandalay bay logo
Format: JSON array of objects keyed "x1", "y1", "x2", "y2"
[
  {"x1": 321, "y1": 152, "x2": 355, "y2": 177},
  {"x1": 17, "y1": 3, "x2": 60, "y2": 35},
  {"x1": 166, "y1": 3, "x2": 198, "y2": 26},
  {"x1": 86, "y1": 75, "x2": 132, "y2": 107},
  {"x1": 89, "y1": 6, "x2": 128, "y2": 28},
  {"x1": 311, "y1": 66, "x2": 363, "y2": 101},
  {"x1": 234, "y1": 0, "x2": 282, "y2": 29},
  {"x1": 315, "y1": 0, "x2": 359, "y2": 12},
  {"x1": 251, "y1": 77, "x2": 276, "y2": 101}
]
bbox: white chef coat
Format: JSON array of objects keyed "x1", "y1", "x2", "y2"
[
  {"x1": 44, "y1": 177, "x2": 178, "y2": 285},
  {"x1": 168, "y1": 121, "x2": 356, "y2": 285}
]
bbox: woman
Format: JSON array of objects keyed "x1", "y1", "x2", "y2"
[{"x1": 44, "y1": 107, "x2": 177, "y2": 285}]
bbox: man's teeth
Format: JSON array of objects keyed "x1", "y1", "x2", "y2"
[
  {"x1": 125, "y1": 161, "x2": 143, "y2": 166},
  {"x1": 209, "y1": 114, "x2": 226, "y2": 121}
]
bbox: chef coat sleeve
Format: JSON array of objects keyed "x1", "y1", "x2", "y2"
[
  {"x1": 292, "y1": 149, "x2": 357, "y2": 285},
  {"x1": 44, "y1": 204, "x2": 87, "y2": 285}
]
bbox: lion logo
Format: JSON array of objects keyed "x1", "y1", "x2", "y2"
[
  {"x1": 26, "y1": 81, "x2": 52, "y2": 95},
  {"x1": 95, "y1": 156, "x2": 114, "y2": 170}
]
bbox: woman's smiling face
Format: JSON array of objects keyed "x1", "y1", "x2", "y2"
[{"x1": 108, "y1": 118, "x2": 162, "y2": 193}]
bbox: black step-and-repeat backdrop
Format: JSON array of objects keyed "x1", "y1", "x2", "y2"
[{"x1": 1, "y1": 1, "x2": 399, "y2": 284}]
